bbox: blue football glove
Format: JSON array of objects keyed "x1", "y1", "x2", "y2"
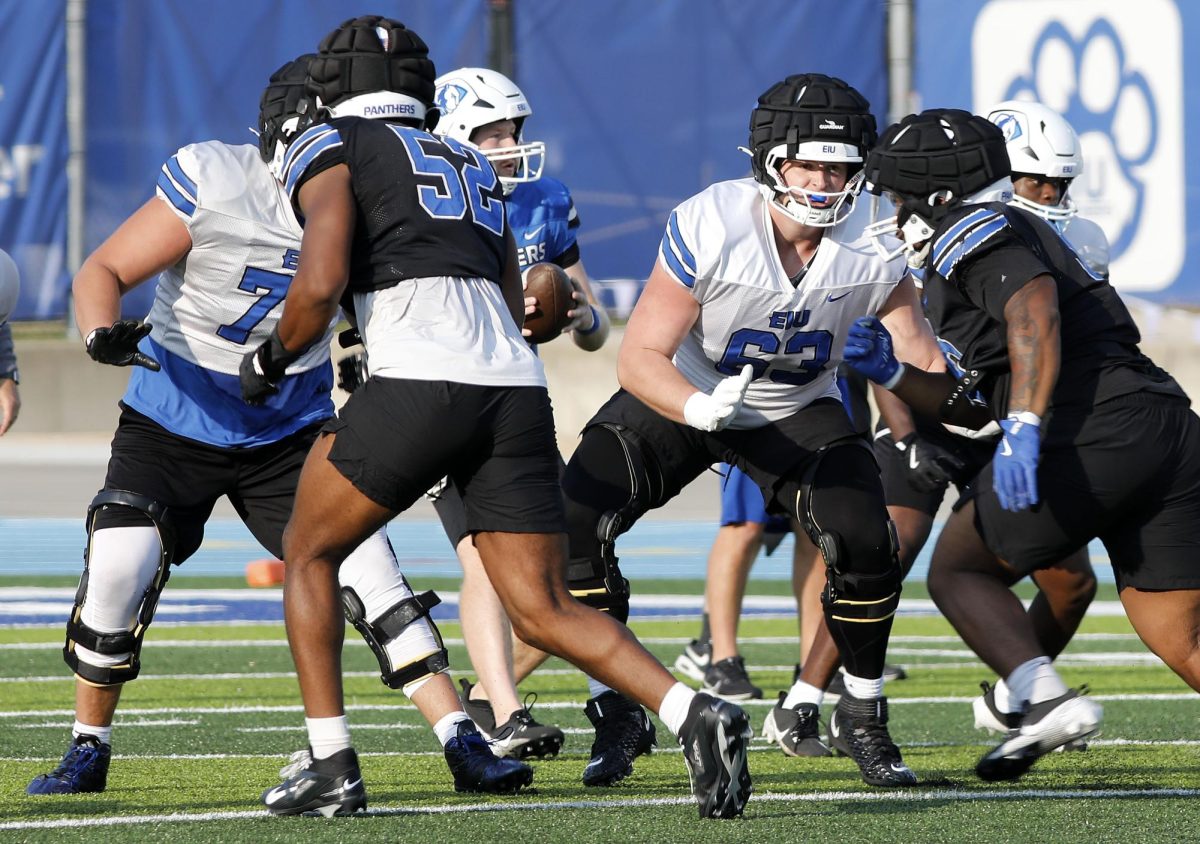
[
  {"x1": 993, "y1": 414, "x2": 1041, "y2": 512},
  {"x1": 842, "y1": 316, "x2": 903, "y2": 388}
]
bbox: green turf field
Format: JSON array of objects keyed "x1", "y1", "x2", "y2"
[{"x1": 3, "y1": 578, "x2": 1198, "y2": 843}]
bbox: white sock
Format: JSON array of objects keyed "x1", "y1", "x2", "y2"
[
  {"x1": 992, "y1": 677, "x2": 1018, "y2": 714},
  {"x1": 782, "y1": 680, "x2": 824, "y2": 710},
  {"x1": 1005, "y1": 656, "x2": 1067, "y2": 709},
  {"x1": 305, "y1": 715, "x2": 352, "y2": 760},
  {"x1": 432, "y1": 711, "x2": 470, "y2": 747},
  {"x1": 657, "y1": 681, "x2": 696, "y2": 738},
  {"x1": 587, "y1": 677, "x2": 612, "y2": 699},
  {"x1": 842, "y1": 672, "x2": 885, "y2": 700},
  {"x1": 73, "y1": 721, "x2": 112, "y2": 746}
]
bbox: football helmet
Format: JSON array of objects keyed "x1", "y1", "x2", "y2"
[
  {"x1": 307, "y1": 16, "x2": 436, "y2": 127},
  {"x1": 745, "y1": 73, "x2": 877, "y2": 227},
  {"x1": 257, "y1": 54, "x2": 316, "y2": 181},
  {"x1": 433, "y1": 68, "x2": 545, "y2": 193},
  {"x1": 863, "y1": 109, "x2": 1012, "y2": 268},
  {"x1": 986, "y1": 100, "x2": 1082, "y2": 222}
]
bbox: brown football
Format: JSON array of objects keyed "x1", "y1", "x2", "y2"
[{"x1": 522, "y1": 262, "x2": 575, "y2": 344}]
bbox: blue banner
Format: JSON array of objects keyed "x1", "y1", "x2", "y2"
[
  {"x1": 0, "y1": 1, "x2": 68, "y2": 320},
  {"x1": 915, "y1": 0, "x2": 1199, "y2": 304},
  {"x1": 85, "y1": 0, "x2": 489, "y2": 317},
  {"x1": 514, "y1": 0, "x2": 887, "y2": 285}
]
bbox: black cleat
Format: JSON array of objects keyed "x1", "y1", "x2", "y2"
[
  {"x1": 26, "y1": 735, "x2": 111, "y2": 795},
  {"x1": 678, "y1": 693, "x2": 753, "y2": 819},
  {"x1": 975, "y1": 687, "x2": 1101, "y2": 782},
  {"x1": 262, "y1": 747, "x2": 367, "y2": 817},
  {"x1": 582, "y1": 691, "x2": 656, "y2": 787},
  {"x1": 828, "y1": 695, "x2": 917, "y2": 787},
  {"x1": 762, "y1": 694, "x2": 831, "y2": 757},
  {"x1": 487, "y1": 696, "x2": 565, "y2": 760},
  {"x1": 443, "y1": 721, "x2": 533, "y2": 794},
  {"x1": 702, "y1": 656, "x2": 763, "y2": 701},
  {"x1": 459, "y1": 679, "x2": 497, "y2": 734}
]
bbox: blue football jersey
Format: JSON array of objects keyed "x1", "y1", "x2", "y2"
[{"x1": 507, "y1": 176, "x2": 580, "y2": 271}]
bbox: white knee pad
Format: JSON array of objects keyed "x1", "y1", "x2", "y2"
[{"x1": 75, "y1": 526, "x2": 163, "y2": 669}]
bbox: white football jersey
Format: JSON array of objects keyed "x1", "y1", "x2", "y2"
[
  {"x1": 151, "y1": 141, "x2": 332, "y2": 375},
  {"x1": 1057, "y1": 214, "x2": 1110, "y2": 278},
  {"x1": 659, "y1": 179, "x2": 906, "y2": 429}
]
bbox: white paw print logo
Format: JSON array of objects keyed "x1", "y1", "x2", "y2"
[{"x1": 972, "y1": 0, "x2": 1184, "y2": 292}]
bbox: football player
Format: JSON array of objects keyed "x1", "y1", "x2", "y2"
[
  {"x1": 849, "y1": 108, "x2": 1200, "y2": 781},
  {"x1": 866, "y1": 101, "x2": 1110, "y2": 743},
  {"x1": 556, "y1": 73, "x2": 947, "y2": 788},
  {"x1": 27, "y1": 47, "x2": 528, "y2": 806},
  {"x1": 415, "y1": 66, "x2": 615, "y2": 765},
  {"x1": 247, "y1": 18, "x2": 752, "y2": 820}
]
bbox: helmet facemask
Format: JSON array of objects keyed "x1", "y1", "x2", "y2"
[{"x1": 754, "y1": 142, "x2": 866, "y2": 228}]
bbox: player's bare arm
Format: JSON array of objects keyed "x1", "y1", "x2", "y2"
[
  {"x1": 72, "y1": 198, "x2": 192, "y2": 338},
  {"x1": 1003, "y1": 274, "x2": 1060, "y2": 417},
  {"x1": 499, "y1": 231, "x2": 525, "y2": 329},
  {"x1": 276, "y1": 164, "x2": 355, "y2": 353},
  {"x1": 616, "y1": 260, "x2": 701, "y2": 424}
]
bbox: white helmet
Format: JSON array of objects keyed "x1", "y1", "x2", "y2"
[
  {"x1": 0, "y1": 248, "x2": 19, "y2": 323},
  {"x1": 985, "y1": 100, "x2": 1082, "y2": 222},
  {"x1": 433, "y1": 67, "x2": 545, "y2": 193}
]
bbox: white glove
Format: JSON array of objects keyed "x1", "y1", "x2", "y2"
[{"x1": 683, "y1": 365, "x2": 754, "y2": 432}]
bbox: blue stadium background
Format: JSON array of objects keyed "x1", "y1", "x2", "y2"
[{"x1": 1, "y1": 0, "x2": 1197, "y2": 319}]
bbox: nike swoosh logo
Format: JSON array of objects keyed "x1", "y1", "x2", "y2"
[
  {"x1": 523, "y1": 224, "x2": 546, "y2": 241},
  {"x1": 830, "y1": 717, "x2": 841, "y2": 738},
  {"x1": 263, "y1": 785, "x2": 293, "y2": 804},
  {"x1": 342, "y1": 778, "x2": 362, "y2": 792},
  {"x1": 1000, "y1": 440, "x2": 1013, "y2": 457},
  {"x1": 827, "y1": 291, "x2": 851, "y2": 302},
  {"x1": 909, "y1": 448, "x2": 919, "y2": 470}
]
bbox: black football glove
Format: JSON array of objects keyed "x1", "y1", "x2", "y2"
[
  {"x1": 84, "y1": 320, "x2": 160, "y2": 370},
  {"x1": 239, "y1": 327, "x2": 302, "y2": 406},
  {"x1": 894, "y1": 432, "x2": 966, "y2": 494},
  {"x1": 336, "y1": 351, "x2": 367, "y2": 394}
]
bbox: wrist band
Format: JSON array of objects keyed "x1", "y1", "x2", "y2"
[
  {"x1": 577, "y1": 304, "x2": 602, "y2": 336},
  {"x1": 881, "y1": 362, "x2": 906, "y2": 391},
  {"x1": 1006, "y1": 410, "x2": 1041, "y2": 427}
]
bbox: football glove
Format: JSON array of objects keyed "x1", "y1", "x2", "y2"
[
  {"x1": 683, "y1": 365, "x2": 753, "y2": 432},
  {"x1": 337, "y1": 352, "x2": 367, "y2": 394},
  {"x1": 843, "y1": 316, "x2": 904, "y2": 389},
  {"x1": 84, "y1": 320, "x2": 160, "y2": 371},
  {"x1": 893, "y1": 432, "x2": 966, "y2": 494},
  {"x1": 239, "y1": 327, "x2": 302, "y2": 406},
  {"x1": 993, "y1": 413, "x2": 1041, "y2": 512}
]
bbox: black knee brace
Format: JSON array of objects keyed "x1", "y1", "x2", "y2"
[
  {"x1": 65, "y1": 490, "x2": 175, "y2": 686},
  {"x1": 341, "y1": 583, "x2": 448, "y2": 690}
]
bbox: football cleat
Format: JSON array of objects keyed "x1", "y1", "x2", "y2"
[
  {"x1": 678, "y1": 692, "x2": 753, "y2": 819},
  {"x1": 702, "y1": 656, "x2": 763, "y2": 701},
  {"x1": 487, "y1": 696, "x2": 565, "y2": 760},
  {"x1": 582, "y1": 691, "x2": 657, "y2": 787},
  {"x1": 975, "y1": 687, "x2": 1102, "y2": 782},
  {"x1": 828, "y1": 694, "x2": 917, "y2": 787},
  {"x1": 674, "y1": 638, "x2": 712, "y2": 683},
  {"x1": 458, "y1": 679, "x2": 497, "y2": 734},
  {"x1": 973, "y1": 680, "x2": 1021, "y2": 734},
  {"x1": 443, "y1": 721, "x2": 533, "y2": 793},
  {"x1": 261, "y1": 747, "x2": 367, "y2": 817},
  {"x1": 26, "y1": 734, "x2": 111, "y2": 795},
  {"x1": 762, "y1": 694, "x2": 831, "y2": 757}
]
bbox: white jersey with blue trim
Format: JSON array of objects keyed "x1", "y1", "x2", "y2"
[
  {"x1": 658, "y1": 179, "x2": 906, "y2": 429},
  {"x1": 125, "y1": 141, "x2": 335, "y2": 448},
  {"x1": 151, "y1": 141, "x2": 333, "y2": 374}
]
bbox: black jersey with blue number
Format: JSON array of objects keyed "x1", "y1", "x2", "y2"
[
  {"x1": 282, "y1": 117, "x2": 508, "y2": 293},
  {"x1": 921, "y1": 202, "x2": 1184, "y2": 418}
]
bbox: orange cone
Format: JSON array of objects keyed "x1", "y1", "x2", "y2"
[{"x1": 245, "y1": 558, "x2": 286, "y2": 587}]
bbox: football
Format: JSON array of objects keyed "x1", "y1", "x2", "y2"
[{"x1": 522, "y1": 262, "x2": 575, "y2": 345}]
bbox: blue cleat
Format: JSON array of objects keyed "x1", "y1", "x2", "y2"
[
  {"x1": 443, "y1": 721, "x2": 533, "y2": 794},
  {"x1": 27, "y1": 735, "x2": 111, "y2": 795}
]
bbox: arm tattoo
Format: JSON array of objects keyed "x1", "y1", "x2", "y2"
[{"x1": 1004, "y1": 278, "x2": 1059, "y2": 414}]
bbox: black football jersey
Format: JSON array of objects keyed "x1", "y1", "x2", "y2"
[
  {"x1": 281, "y1": 117, "x2": 508, "y2": 293},
  {"x1": 920, "y1": 202, "x2": 1184, "y2": 418}
]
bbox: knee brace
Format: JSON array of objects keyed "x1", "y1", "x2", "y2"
[
  {"x1": 64, "y1": 490, "x2": 175, "y2": 686},
  {"x1": 563, "y1": 423, "x2": 665, "y2": 623},
  {"x1": 341, "y1": 584, "x2": 448, "y2": 692},
  {"x1": 792, "y1": 445, "x2": 903, "y2": 624}
]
